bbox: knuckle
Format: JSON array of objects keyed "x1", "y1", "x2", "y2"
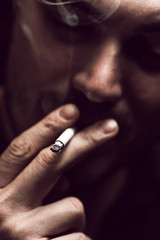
[
  {"x1": 0, "y1": 220, "x2": 13, "y2": 237},
  {"x1": 37, "y1": 148, "x2": 59, "y2": 168},
  {"x1": 64, "y1": 197, "x2": 86, "y2": 231},
  {"x1": 8, "y1": 135, "x2": 31, "y2": 159},
  {"x1": 42, "y1": 114, "x2": 60, "y2": 133},
  {"x1": 0, "y1": 211, "x2": 38, "y2": 240},
  {"x1": 0, "y1": 192, "x2": 17, "y2": 219},
  {"x1": 0, "y1": 207, "x2": 15, "y2": 238},
  {"x1": 0, "y1": 207, "x2": 9, "y2": 223},
  {"x1": 0, "y1": 218, "x2": 23, "y2": 239},
  {"x1": 0, "y1": 203, "x2": 31, "y2": 239},
  {"x1": 76, "y1": 232, "x2": 88, "y2": 240},
  {"x1": 67, "y1": 197, "x2": 84, "y2": 215}
]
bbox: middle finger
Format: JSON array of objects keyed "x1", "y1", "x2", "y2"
[
  {"x1": 0, "y1": 104, "x2": 79, "y2": 188},
  {"x1": 5, "y1": 119, "x2": 118, "y2": 206}
]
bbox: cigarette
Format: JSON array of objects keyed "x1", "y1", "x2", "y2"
[{"x1": 50, "y1": 127, "x2": 76, "y2": 153}]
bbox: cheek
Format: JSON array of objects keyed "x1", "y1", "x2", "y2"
[
  {"x1": 123, "y1": 68, "x2": 160, "y2": 138},
  {"x1": 16, "y1": 2, "x2": 74, "y2": 89},
  {"x1": 6, "y1": 23, "x2": 73, "y2": 132},
  {"x1": 123, "y1": 63, "x2": 160, "y2": 110},
  {"x1": 129, "y1": 74, "x2": 160, "y2": 108}
]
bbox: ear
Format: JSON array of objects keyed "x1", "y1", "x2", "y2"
[{"x1": 0, "y1": 1, "x2": 14, "y2": 85}]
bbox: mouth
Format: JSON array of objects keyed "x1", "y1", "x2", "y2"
[
  {"x1": 64, "y1": 89, "x2": 119, "y2": 131},
  {"x1": 63, "y1": 89, "x2": 137, "y2": 149},
  {"x1": 39, "y1": 88, "x2": 133, "y2": 142}
]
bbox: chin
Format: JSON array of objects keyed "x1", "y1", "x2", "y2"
[
  {"x1": 65, "y1": 138, "x2": 124, "y2": 190},
  {"x1": 65, "y1": 123, "x2": 146, "y2": 192}
]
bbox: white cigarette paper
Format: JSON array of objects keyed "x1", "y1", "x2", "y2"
[
  {"x1": 56, "y1": 127, "x2": 76, "y2": 146},
  {"x1": 50, "y1": 127, "x2": 76, "y2": 153}
]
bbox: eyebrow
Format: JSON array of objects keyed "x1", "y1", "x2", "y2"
[
  {"x1": 68, "y1": 0, "x2": 117, "y2": 22},
  {"x1": 71, "y1": 0, "x2": 102, "y2": 16},
  {"x1": 67, "y1": 2, "x2": 160, "y2": 28},
  {"x1": 42, "y1": 0, "x2": 95, "y2": 15},
  {"x1": 42, "y1": 0, "x2": 160, "y2": 31}
]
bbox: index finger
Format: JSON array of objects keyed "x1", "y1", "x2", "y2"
[
  {"x1": 5, "y1": 119, "x2": 118, "y2": 207},
  {"x1": 0, "y1": 104, "x2": 79, "y2": 187}
]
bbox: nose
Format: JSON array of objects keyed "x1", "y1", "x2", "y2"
[{"x1": 72, "y1": 39, "x2": 122, "y2": 103}]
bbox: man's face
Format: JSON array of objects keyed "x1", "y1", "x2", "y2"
[{"x1": 5, "y1": 0, "x2": 160, "y2": 185}]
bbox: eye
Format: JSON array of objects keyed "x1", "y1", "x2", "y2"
[
  {"x1": 124, "y1": 34, "x2": 160, "y2": 73},
  {"x1": 39, "y1": 1, "x2": 102, "y2": 26},
  {"x1": 38, "y1": 0, "x2": 120, "y2": 26},
  {"x1": 39, "y1": 1, "x2": 101, "y2": 44}
]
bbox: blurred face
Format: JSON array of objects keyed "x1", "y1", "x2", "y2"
[{"x1": 5, "y1": 0, "x2": 160, "y2": 185}]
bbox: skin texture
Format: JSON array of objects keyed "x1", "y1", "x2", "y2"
[
  {"x1": 0, "y1": 104, "x2": 118, "y2": 239},
  {"x1": 0, "y1": 0, "x2": 160, "y2": 239}
]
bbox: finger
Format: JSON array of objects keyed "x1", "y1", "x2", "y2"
[
  {"x1": 27, "y1": 197, "x2": 85, "y2": 236},
  {"x1": 6, "y1": 119, "x2": 118, "y2": 205},
  {"x1": 50, "y1": 233, "x2": 92, "y2": 240},
  {"x1": 0, "y1": 197, "x2": 85, "y2": 240},
  {"x1": 57, "y1": 119, "x2": 119, "y2": 171},
  {"x1": 0, "y1": 104, "x2": 79, "y2": 187}
]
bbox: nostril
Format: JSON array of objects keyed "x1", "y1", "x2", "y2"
[
  {"x1": 72, "y1": 73, "x2": 122, "y2": 103},
  {"x1": 86, "y1": 91, "x2": 94, "y2": 101},
  {"x1": 85, "y1": 90, "x2": 119, "y2": 103}
]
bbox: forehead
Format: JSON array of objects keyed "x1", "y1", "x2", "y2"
[
  {"x1": 85, "y1": 0, "x2": 160, "y2": 13},
  {"x1": 122, "y1": 0, "x2": 160, "y2": 7},
  {"x1": 85, "y1": 0, "x2": 160, "y2": 25},
  {"x1": 20, "y1": 0, "x2": 160, "y2": 30},
  {"x1": 121, "y1": 0, "x2": 160, "y2": 16},
  {"x1": 72, "y1": 0, "x2": 160, "y2": 23},
  {"x1": 86, "y1": 0, "x2": 160, "y2": 7}
]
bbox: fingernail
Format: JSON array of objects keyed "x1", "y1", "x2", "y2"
[
  {"x1": 59, "y1": 104, "x2": 78, "y2": 120},
  {"x1": 98, "y1": 119, "x2": 118, "y2": 134}
]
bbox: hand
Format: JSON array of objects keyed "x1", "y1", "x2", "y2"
[{"x1": 0, "y1": 104, "x2": 118, "y2": 239}]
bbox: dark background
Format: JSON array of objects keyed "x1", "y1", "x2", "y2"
[{"x1": 0, "y1": 1, "x2": 13, "y2": 84}]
